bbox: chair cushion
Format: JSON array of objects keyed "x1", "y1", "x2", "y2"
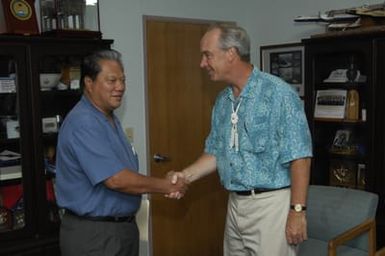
[
  {"x1": 306, "y1": 185, "x2": 378, "y2": 250},
  {"x1": 299, "y1": 238, "x2": 368, "y2": 256}
]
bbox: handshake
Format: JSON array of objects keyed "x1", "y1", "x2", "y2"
[{"x1": 164, "y1": 171, "x2": 190, "y2": 199}]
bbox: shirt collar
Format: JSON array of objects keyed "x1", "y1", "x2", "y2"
[
  {"x1": 226, "y1": 66, "x2": 262, "y2": 102},
  {"x1": 81, "y1": 95, "x2": 117, "y2": 123}
]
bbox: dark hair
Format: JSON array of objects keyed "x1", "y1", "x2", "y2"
[
  {"x1": 207, "y1": 23, "x2": 250, "y2": 62},
  {"x1": 80, "y1": 49, "x2": 124, "y2": 91}
]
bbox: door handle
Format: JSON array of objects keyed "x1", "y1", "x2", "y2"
[{"x1": 153, "y1": 154, "x2": 170, "y2": 162}]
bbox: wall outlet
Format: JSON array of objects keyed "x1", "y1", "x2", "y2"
[{"x1": 125, "y1": 127, "x2": 134, "y2": 143}]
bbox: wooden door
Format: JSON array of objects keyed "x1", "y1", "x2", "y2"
[{"x1": 146, "y1": 19, "x2": 228, "y2": 256}]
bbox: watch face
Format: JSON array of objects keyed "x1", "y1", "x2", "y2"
[
  {"x1": 294, "y1": 204, "x2": 302, "y2": 212},
  {"x1": 10, "y1": 0, "x2": 32, "y2": 21}
]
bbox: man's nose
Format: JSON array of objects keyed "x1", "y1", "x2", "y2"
[
  {"x1": 116, "y1": 80, "x2": 125, "y2": 90},
  {"x1": 200, "y1": 57, "x2": 207, "y2": 68}
]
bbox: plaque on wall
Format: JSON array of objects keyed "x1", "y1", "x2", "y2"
[{"x1": 1, "y1": 0, "x2": 39, "y2": 35}]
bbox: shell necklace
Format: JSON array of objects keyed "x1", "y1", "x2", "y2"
[{"x1": 230, "y1": 98, "x2": 242, "y2": 152}]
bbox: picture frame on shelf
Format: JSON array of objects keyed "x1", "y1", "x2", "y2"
[
  {"x1": 260, "y1": 43, "x2": 304, "y2": 97},
  {"x1": 332, "y1": 129, "x2": 351, "y2": 149},
  {"x1": 330, "y1": 129, "x2": 359, "y2": 155},
  {"x1": 313, "y1": 89, "x2": 347, "y2": 119}
]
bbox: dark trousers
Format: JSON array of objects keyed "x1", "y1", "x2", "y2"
[{"x1": 60, "y1": 213, "x2": 139, "y2": 256}]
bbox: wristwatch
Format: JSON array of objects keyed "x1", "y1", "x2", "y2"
[{"x1": 290, "y1": 204, "x2": 307, "y2": 212}]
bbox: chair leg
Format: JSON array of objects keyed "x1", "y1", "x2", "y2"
[{"x1": 368, "y1": 221, "x2": 376, "y2": 256}]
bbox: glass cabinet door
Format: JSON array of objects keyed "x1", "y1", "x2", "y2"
[
  {"x1": 0, "y1": 46, "x2": 35, "y2": 237},
  {"x1": 305, "y1": 40, "x2": 373, "y2": 191},
  {"x1": 35, "y1": 51, "x2": 82, "y2": 231}
]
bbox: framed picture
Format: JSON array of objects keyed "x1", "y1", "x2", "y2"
[
  {"x1": 330, "y1": 129, "x2": 358, "y2": 155},
  {"x1": 260, "y1": 43, "x2": 304, "y2": 97},
  {"x1": 313, "y1": 89, "x2": 347, "y2": 119},
  {"x1": 332, "y1": 129, "x2": 351, "y2": 149},
  {"x1": 1, "y1": 0, "x2": 39, "y2": 35}
]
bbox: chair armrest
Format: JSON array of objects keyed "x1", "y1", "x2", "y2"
[
  {"x1": 376, "y1": 247, "x2": 385, "y2": 256},
  {"x1": 328, "y1": 218, "x2": 376, "y2": 256}
]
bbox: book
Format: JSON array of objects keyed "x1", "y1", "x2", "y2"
[{"x1": 314, "y1": 89, "x2": 347, "y2": 119}]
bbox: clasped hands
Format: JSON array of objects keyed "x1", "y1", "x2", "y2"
[{"x1": 165, "y1": 171, "x2": 188, "y2": 199}]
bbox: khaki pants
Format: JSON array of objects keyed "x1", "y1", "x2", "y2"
[{"x1": 224, "y1": 188, "x2": 297, "y2": 256}]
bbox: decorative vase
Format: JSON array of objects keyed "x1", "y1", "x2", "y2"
[
  {"x1": 346, "y1": 56, "x2": 357, "y2": 82},
  {"x1": 346, "y1": 89, "x2": 359, "y2": 121}
]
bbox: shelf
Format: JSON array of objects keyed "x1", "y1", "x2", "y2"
[
  {"x1": 0, "y1": 138, "x2": 19, "y2": 145},
  {"x1": 314, "y1": 118, "x2": 366, "y2": 124},
  {"x1": 40, "y1": 89, "x2": 81, "y2": 96},
  {"x1": 315, "y1": 83, "x2": 366, "y2": 90},
  {"x1": 329, "y1": 151, "x2": 364, "y2": 160},
  {"x1": 0, "y1": 92, "x2": 17, "y2": 96},
  {"x1": 42, "y1": 133, "x2": 58, "y2": 141}
]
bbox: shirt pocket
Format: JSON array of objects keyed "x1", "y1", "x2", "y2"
[{"x1": 243, "y1": 120, "x2": 268, "y2": 153}]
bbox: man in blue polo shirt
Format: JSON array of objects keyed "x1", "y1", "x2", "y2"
[
  {"x1": 169, "y1": 24, "x2": 312, "y2": 255},
  {"x1": 56, "y1": 49, "x2": 187, "y2": 256}
]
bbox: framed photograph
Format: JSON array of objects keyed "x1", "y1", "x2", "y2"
[
  {"x1": 260, "y1": 43, "x2": 304, "y2": 97},
  {"x1": 332, "y1": 129, "x2": 351, "y2": 149},
  {"x1": 313, "y1": 89, "x2": 347, "y2": 119},
  {"x1": 330, "y1": 129, "x2": 358, "y2": 155}
]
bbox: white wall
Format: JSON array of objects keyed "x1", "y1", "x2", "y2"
[{"x1": 99, "y1": 0, "x2": 379, "y2": 176}]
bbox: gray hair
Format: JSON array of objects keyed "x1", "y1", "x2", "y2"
[
  {"x1": 80, "y1": 49, "x2": 124, "y2": 91},
  {"x1": 208, "y1": 23, "x2": 250, "y2": 62}
]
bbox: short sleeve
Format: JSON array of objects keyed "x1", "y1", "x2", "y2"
[
  {"x1": 278, "y1": 92, "x2": 313, "y2": 164},
  {"x1": 70, "y1": 122, "x2": 126, "y2": 185}
]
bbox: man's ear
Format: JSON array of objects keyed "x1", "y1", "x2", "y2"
[
  {"x1": 84, "y1": 76, "x2": 93, "y2": 91},
  {"x1": 227, "y1": 47, "x2": 239, "y2": 62}
]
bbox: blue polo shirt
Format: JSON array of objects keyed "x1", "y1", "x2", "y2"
[
  {"x1": 56, "y1": 96, "x2": 141, "y2": 217},
  {"x1": 205, "y1": 67, "x2": 312, "y2": 191}
]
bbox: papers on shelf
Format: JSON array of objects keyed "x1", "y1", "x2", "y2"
[
  {"x1": 0, "y1": 77, "x2": 16, "y2": 93},
  {"x1": 314, "y1": 89, "x2": 347, "y2": 119},
  {"x1": 0, "y1": 150, "x2": 21, "y2": 167},
  {"x1": 323, "y1": 69, "x2": 367, "y2": 83},
  {"x1": 0, "y1": 150, "x2": 21, "y2": 161},
  {"x1": 0, "y1": 150, "x2": 22, "y2": 180},
  {"x1": 0, "y1": 165, "x2": 22, "y2": 180}
]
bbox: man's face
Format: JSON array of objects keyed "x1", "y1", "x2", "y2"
[
  {"x1": 200, "y1": 28, "x2": 229, "y2": 81},
  {"x1": 85, "y1": 59, "x2": 126, "y2": 114}
]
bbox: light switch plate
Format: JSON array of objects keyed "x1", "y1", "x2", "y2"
[{"x1": 125, "y1": 127, "x2": 134, "y2": 143}]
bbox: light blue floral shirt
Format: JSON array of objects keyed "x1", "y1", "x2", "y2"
[{"x1": 205, "y1": 67, "x2": 312, "y2": 191}]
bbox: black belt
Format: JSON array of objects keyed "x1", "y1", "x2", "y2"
[
  {"x1": 234, "y1": 186, "x2": 290, "y2": 196},
  {"x1": 65, "y1": 209, "x2": 135, "y2": 223}
]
